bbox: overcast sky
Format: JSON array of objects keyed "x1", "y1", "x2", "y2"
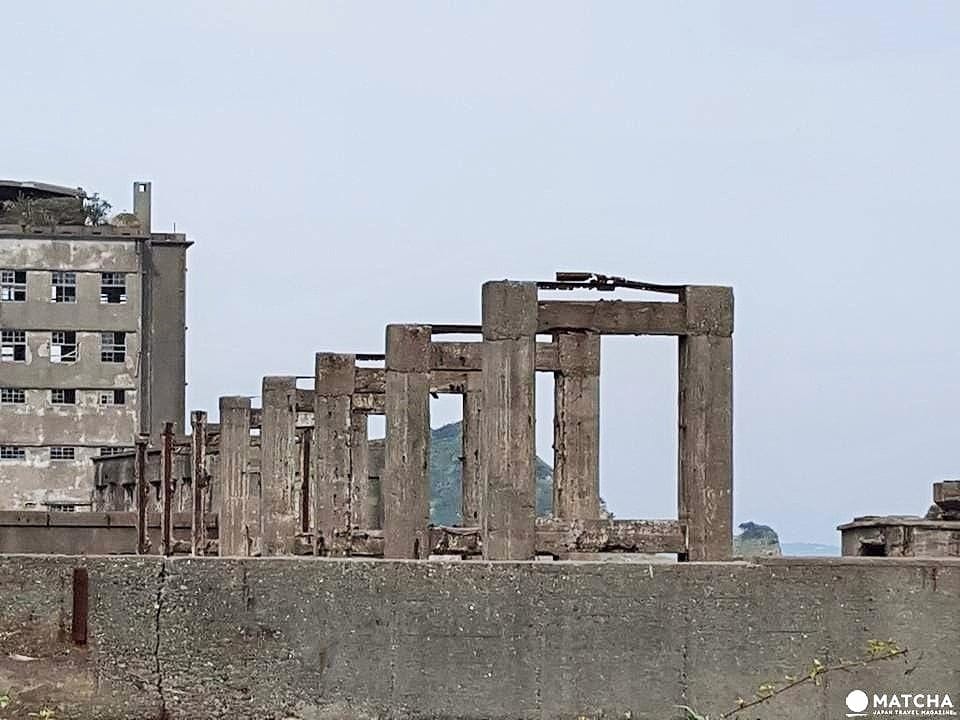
[{"x1": 4, "y1": 2, "x2": 958, "y2": 544}]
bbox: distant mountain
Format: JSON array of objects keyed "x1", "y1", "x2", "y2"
[
  {"x1": 733, "y1": 521, "x2": 782, "y2": 557},
  {"x1": 429, "y1": 421, "x2": 552, "y2": 525}
]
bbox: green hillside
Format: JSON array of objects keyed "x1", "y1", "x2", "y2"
[{"x1": 429, "y1": 421, "x2": 553, "y2": 525}]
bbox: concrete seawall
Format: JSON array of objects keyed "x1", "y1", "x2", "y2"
[{"x1": 0, "y1": 555, "x2": 957, "y2": 719}]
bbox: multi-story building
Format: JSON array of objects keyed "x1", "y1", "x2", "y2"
[{"x1": 0, "y1": 180, "x2": 190, "y2": 510}]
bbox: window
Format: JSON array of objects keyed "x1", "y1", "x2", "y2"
[
  {"x1": 51, "y1": 331, "x2": 78, "y2": 363},
  {"x1": 0, "y1": 388, "x2": 26, "y2": 404},
  {"x1": 100, "y1": 273, "x2": 126, "y2": 304},
  {"x1": 51, "y1": 389, "x2": 77, "y2": 405},
  {"x1": 51, "y1": 271, "x2": 77, "y2": 303},
  {"x1": 99, "y1": 389, "x2": 126, "y2": 405},
  {"x1": 45, "y1": 502, "x2": 76, "y2": 512},
  {"x1": 0, "y1": 446, "x2": 25, "y2": 460},
  {"x1": 100, "y1": 332, "x2": 126, "y2": 362},
  {"x1": 100, "y1": 446, "x2": 131, "y2": 457},
  {"x1": 50, "y1": 446, "x2": 76, "y2": 461},
  {"x1": 1, "y1": 330, "x2": 26, "y2": 362},
  {"x1": 0, "y1": 270, "x2": 26, "y2": 302}
]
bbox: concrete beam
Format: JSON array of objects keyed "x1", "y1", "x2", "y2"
[
  {"x1": 553, "y1": 332, "x2": 601, "y2": 520},
  {"x1": 383, "y1": 325, "x2": 432, "y2": 559},
  {"x1": 538, "y1": 300, "x2": 686, "y2": 335},
  {"x1": 219, "y1": 396, "x2": 255, "y2": 556},
  {"x1": 260, "y1": 377, "x2": 299, "y2": 555},
  {"x1": 430, "y1": 341, "x2": 561, "y2": 372},
  {"x1": 313, "y1": 354, "x2": 354, "y2": 555},
  {"x1": 481, "y1": 281, "x2": 538, "y2": 560},
  {"x1": 678, "y1": 334, "x2": 733, "y2": 560}
]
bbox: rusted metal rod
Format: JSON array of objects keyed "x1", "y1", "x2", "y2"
[
  {"x1": 538, "y1": 272, "x2": 686, "y2": 295},
  {"x1": 71, "y1": 566, "x2": 88, "y2": 646},
  {"x1": 160, "y1": 422, "x2": 175, "y2": 556},
  {"x1": 134, "y1": 433, "x2": 150, "y2": 555},
  {"x1": 429, "y1": 324, "x2": 482, "y2": 334}
]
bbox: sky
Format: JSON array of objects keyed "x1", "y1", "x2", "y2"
[{"x1": 3, "y1": 2, "x2": 958, "y2": 544}]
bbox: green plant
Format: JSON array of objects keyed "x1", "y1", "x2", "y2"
[
  {"x1": 677, "y1": 640, "x2": 909, "y2": 720},
  {"x1": 0, "y1": 691, "x2": 10, "y2": 709},
  {"x1": 82, "y1": 193, "x2": 111, "y2": 225}
]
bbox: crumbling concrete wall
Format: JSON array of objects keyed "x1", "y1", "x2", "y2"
[{"x1": 0, "y1": 556, "x2": 956, "y2": 720}]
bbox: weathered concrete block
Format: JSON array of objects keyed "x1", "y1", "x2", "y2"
[
  {"x1": 0, "y1": 556, "x2": 957, "y2": 720},
  {"x1": 314, "y1": 353, "x2": 356, "y2": 396},
  {"x1": 684, "y1": 285, "x2": 734, "y2": 336},
  {"x1": 385, "y1": 324, "x2": 432, "y2": 372},
  {"x1": 481, "y1": 281, "x2": 538, "y2": 340}
]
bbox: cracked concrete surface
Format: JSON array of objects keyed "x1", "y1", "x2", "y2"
[{"x1": 0, "y1": 555, "x2": 957, "y2": 719}]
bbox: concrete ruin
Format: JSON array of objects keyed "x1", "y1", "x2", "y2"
[
  {"x1": 0, "y1": 181, "x2": 189, "y2": 509},
  {"x1": 840, "y1": 480, "x2": 960, "y2": 557},
  {"x1": 78, "y1": 273, "x2": 733, "y2": 563},
  {"x1": 1, "y1": 271, "x2": 958, "y2": 719}
]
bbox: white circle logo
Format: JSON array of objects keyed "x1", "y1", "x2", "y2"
[{"x1": 846, "y1": 690, "x2": 869, "y2": 713}]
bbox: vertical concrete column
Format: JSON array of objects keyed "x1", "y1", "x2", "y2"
[
  {"x1": 480, "y1": 281, "x2": 538, "y2": 560},
  {"x1": 678, "y1": 286, "x2": 734, "y2": 561},
  {"x1": 553, "y1": 331, "x2": 601, "y2": 520},
  {"x1": 219, "y1": 396, "x2": 254, "y2": 556},
  {"x1": 190, "y1": 410, "x2": 207, "y2": 556},
  {"x1": 383, "y1": 324, "x2": 432, "y2": 559},
  {"x1": 299, "y1": 430, "x2": 311, "y2": 533},
  {"x1": 350, "y1": 410, "x2": 376, "y2": 529},
  {"x1": 460, "y1": 372, "x2": 483, "y2": 527},
  {"x1": 313, "y1": 353, "x2": 355, "y2": 554},
  {"x1": 260, "y1": 376, "x2": 299, "y2": 555}
]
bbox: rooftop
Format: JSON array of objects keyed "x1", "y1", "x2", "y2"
[{"x1": 0, "y1": 180, "x2": 84, "y2": 203}]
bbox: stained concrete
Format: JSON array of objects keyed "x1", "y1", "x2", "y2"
[
  {"x1": 0, "y1": 555, "x2": 955, "y2": 720},
  {"x1": 0, "y1": 193, "x2": 191, "y2": 509}
]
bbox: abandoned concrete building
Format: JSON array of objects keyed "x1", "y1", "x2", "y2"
[{"x1": 0, "y1": 180, "x2": 189, "y2": 510}]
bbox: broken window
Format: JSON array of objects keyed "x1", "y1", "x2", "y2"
[
  {"x1": 100, "y1": 273, "x2": 127, "y2": 304},
  {"x1": 1, "y1": 330, "x2": 26, "y2": 362},
  {"x1": 99, "y1": 389, "x2": 126, "y2": 405},
  {"x1": 50, "y1": 446, "x2": 76, "y2": 461},
  {"x1": 51, "y1": 271, "x2": 77, "y2": 303},
  {"x1": 100, "y1": 446, "x2": 131, "y2": 457},
  {"x1": 0, "y1": 270, "x2": 26, "y2": 302},
  {"x1": 0, "y1": 446, "x2": 26, "y2": 460},
  {"x1": 45, "y1": 502, "x2": 76, "y2": 512},
  {"x1": 51, "y1": 389, "x2": 77, "y2": 405},
  {"x1": 0, "y1": 388, "x2": 26, "y2": 404},
  {"x1": 101, "y1": 332, "x2": 126, "y2": 362},
  {"x1": 51, "y1": 331, "x2": 78, "y2": 363}
]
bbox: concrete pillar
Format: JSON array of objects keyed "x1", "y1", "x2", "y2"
[
  {"x1": 219, "y1": 396, "x2": 254, "y2": 556},
  {"x1": 678, "y1": 287, "x2": 734, "y2": 561},
  {"x1": 480, "y1": 281, "x2": 538, "y2": 560},
  {"x1": 133, "y1": 181, "x2": 151, "y2": 233},
  {"x1": 190, "y1": 411, "x2": 208, "y2": 556},
  {"x1": 552, "y1": 331, "x2": 601, "y2": 520},
  {"x1": 383, "y1": 324, "x2": 432, "y2": 559},
  {"x1": 260, "y1": 376, "x2": 299, "y2": 555},
  {"x1": 299, "y1": 430, "x2": 311, "y2": 533},
  {"x1": 313, "y1": 354, "x2": 354, "y2": 555},
  {"x1": 461, "y1": 372, "x2": 482, "y2": 527},
  {"x1": 350, "y1": 409, "x2": 377, "y2": 529}
]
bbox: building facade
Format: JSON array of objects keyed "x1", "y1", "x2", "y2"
[{"x1": 0, "y1": 181, "x2": 189, "y2": 510}]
